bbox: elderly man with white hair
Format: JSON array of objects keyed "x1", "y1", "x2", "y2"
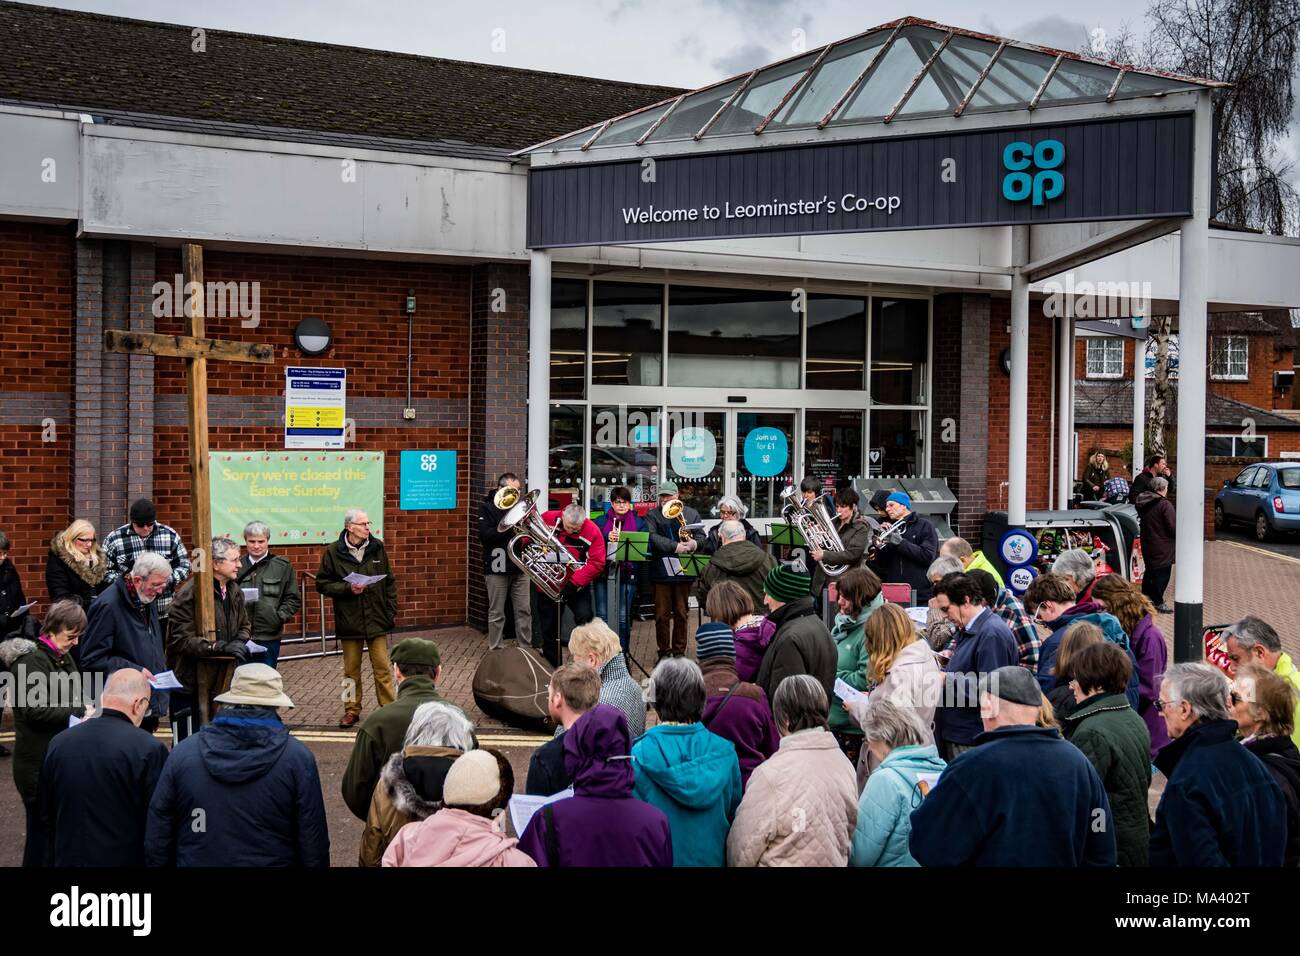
[
  {"x1": 1150, "y1": 662, "x2": 1287, "y2": 866},
  {"x1": 695, "y1": 519, "x2": 776, "y2": 615},
  {"x1": 1221, "y1": 615, "x2": 1300, "y2": 748},
  {"x1": 534, "y1": 500, "x2": 607, "y2": 667},
  {"x1": 316, "y1": 507, "x2": 399, "y2": 728},
  {"x1": 80, "y1": 551, "x2": 172, "y2": 732},
  {"x1": 1051, "y1": 547, "x2": 1099, "y2": 603},
  {"x1": 236, "y1": 520, "x2": 300, "y2": 669},
  {"x1": 37, "y1": 669, "x2": 169, "y2": 867}
]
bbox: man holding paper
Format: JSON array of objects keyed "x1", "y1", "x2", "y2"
[
  {"x1": 316, "y1": 508, "x2": 398, "y2": 728},
  {"x1": 165, "y1": 537, "x2": 252, "y2": 743},
  {"x1": 236, "y1": 521, "x2": 300, "y2": 670}
]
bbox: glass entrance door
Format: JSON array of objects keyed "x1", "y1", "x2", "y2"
[{"x1": 732, "y1": 410, "x2": 797, "y2": 519}]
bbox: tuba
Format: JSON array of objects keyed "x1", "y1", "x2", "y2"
[
  {"x1": 780, "y1": 485, "x2": 850, "y2": 577},
  {"x1": 662, "y1": 498, "x2": 692, "y2": 543},
  {"x1": 495, "y1": 487, "x2": 573, "y2": 601}
]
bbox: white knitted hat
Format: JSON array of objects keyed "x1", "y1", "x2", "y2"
[{"x1": 442, "y1": 750, "x2": 500, "y2": 807}]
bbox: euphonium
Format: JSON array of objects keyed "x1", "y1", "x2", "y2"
[
  {"x1": 495, "y1": 488, "x2": 572, "y2": 601},
  {"x1": 663, "y1": 498, "x2": 692, "y2": 543},
  {"x1": 780, "y1": 485, "x2": 849, "y2": 577}
]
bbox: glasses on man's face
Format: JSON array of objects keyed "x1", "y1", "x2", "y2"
[
  {"x1": 1156, "y1": 698, "x2": 1183, "y2": 714},
  {"x1": 138, "y1": 579, "x2": 167, "y2": 595},
  {"x1": 1229, "y1": 691, "x2": 1244, "y2": 706},
  {"x1": 720, "y1": 509, "x2": 738, "y2": 517},
  {"x1": 350, "y1": 521, "x2": 371, "y2": 528}
]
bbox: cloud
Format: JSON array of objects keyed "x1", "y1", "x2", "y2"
[
  {"x1": 711, "y1": 41, "x2": 777, "y2": 76},
  {"x1": 1003, "y1": 15, "x2": 1093, "y2": 52}
]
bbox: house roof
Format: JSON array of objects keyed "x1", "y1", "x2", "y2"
[
  {"x1": 1075, "y1": 381, "x2": 1300, "y2": 430},
  {"x1": 0, "y1": 2, "x2": 683, "y2": 155},
  {"x1": 518, "y1": 15, "x2": 1227, "y2": 156}
]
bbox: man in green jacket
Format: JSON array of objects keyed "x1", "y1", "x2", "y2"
[
  {"x1": 316, "y1": 508, "x2": 398, "y2": 728},
  {"x1": 341, "y1": 637, "x2": 464, "y2": 819},
  {"x1": 695, "y1": 521, "x2": 775, "y2": 614},
  {"x1": 940, "y1": 536, "x2": 1004, "y2": 590},
  {"x1": 236, "y1": 520, "x2": 300, "y2": 670}
]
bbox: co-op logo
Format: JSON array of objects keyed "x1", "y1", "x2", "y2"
[{"x1": 1002, "y1": 139, "x2": 1065, "y2": 206}]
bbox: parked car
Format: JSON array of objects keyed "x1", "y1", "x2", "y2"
[{"x1": 1214, "y1": 462, "x2": 1300, "y2": 541}]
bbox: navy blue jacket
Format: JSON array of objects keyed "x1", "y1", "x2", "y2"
[
  {"x1": 38, "y1": 708, "x2": 169, "y2": 867},
  {"x1": 1037, "y1": 603, "x2": 1141, "y2": 710},
  {"x1": 909, "y1": 724, "x2": 1117, "y2": 866},
  {"x1": 1150, "y1": 719, "x2": 1286, "y2": 867},
  {"x1": 80, "y1": 577, "x2": 168, "y2": 717},
  {"x1": 937, "y1": 609, "x2": 1020, "y2": 745},
  {"x1": 144, "y1": 709, "x2": 329, "y2": 866},
  {"x1": 866, "y1": 512, "x2": 939, "y2": 601}
]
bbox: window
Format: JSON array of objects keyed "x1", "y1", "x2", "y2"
[
  {"x1": 806, "y1": 295, "x2": 867, "y2": 390},
  {"x1": 590, "y1": 405, "x2": 660, "y2": 505},
  {"x1": 1085, "y1": 338, "x2": 1124, "y2": 379},
  {"x1": 871, "y1": 298, "x2": 929, "y2": 405},
  {"x1": 870, "y1": 409, "x2": 927, "y2": 477},
  {"x1": 1211, "y1": 336, "x2": 1248, "y2": 380},
  {"x1": 1207, "y1": 436, "x2": 1268, "y2": 457},
  {"x1": 667, "y1": 286, "x2": 800, "y2": 388},
  {"x1": 550, "y1": 280, "x2": 588, "y2": 399},
  {"x1": 805, "y1": 409, "x2": 864, "y2": 482},
  {"x1": 548, "y1": 404, "x2": 586, "y2": 508},
  {"x1": 592, "y1": 282, "x2": 663, "y2": 387}
]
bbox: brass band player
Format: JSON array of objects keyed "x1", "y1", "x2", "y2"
[
  {"x1": 808, "y1": 487, "x2": 873, "y2": 610},
  {"x1": 645, "y1": 480, "x2": 705, "y2": 664},
  {"x1": 533, "y1": 502, "x2": 607, "y2": 667}
]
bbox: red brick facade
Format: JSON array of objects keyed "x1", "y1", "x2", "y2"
[{"x1": 986, "y1": 298, "x2": 1058, "y2": 512}]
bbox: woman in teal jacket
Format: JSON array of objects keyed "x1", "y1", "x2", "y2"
[
  {"x1": 829, "y1": 568, "x2": 885, "y2": 763},
  {"x1": 633, "y1": 657, "x2": 742, "y2": 867},
  {"x1": 851, "y1": 698, "x2": 947, "y2": 867}
]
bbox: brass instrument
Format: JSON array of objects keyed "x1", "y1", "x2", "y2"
[
  {"x1": 864, "y1": 516, "x2": 907, "y2": 562},
  {"x1": 780, "y1": 485, "x2": 849, "y2": 577},
  {"x1": 495, "y1": 487, "x2": 573, "y2": 601},
  {"x1": 663, "y1": 498, "x2": 693, "y2": 543}
]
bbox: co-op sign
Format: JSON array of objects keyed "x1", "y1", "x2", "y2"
[{"x1": 526, "y1": 113, "x2": 1194, "y2": 248}]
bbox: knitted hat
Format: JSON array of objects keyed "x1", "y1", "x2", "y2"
[
  {"x1": 885, "y1": 491, "x2": 912, "y2": 509},
  {"x1": 694, "y1": 621, "x2": 735, "y2": 661},
  {"x1": 129, "y1": 498, "x2": 157, "y2": 526},
  {"x1": 764, "y1": 565, "x2": 810, "y2": 603},
  {"x1": 441, "y1": 749, "x2": 500, "y2": 807}
]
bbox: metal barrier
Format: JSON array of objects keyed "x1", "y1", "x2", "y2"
[{"x1": 277, "y1": 570, "x2": 342, "y2": 661}]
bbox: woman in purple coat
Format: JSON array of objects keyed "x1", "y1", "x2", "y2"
[
  {"x1": 594, "y1": 486, "x2": 645, "y2": 656},
  {"x1": 1092, "y1": 574, "x2": 1170, "y2": 757},
  {"x1": 518, "y1": 705, "x2": 672, "y2": 867}
]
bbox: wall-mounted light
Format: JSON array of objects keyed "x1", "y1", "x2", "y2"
[
  {"x1": 294, "y1": 317, "x2": 332, "y2": 356},
  {"x1": 1000, "y1": 348, "x2": 1012, "y2": 376}
]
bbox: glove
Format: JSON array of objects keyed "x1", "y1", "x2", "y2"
[{"x1": 216, "y1": 640, "x2": 250, "y2": 664}]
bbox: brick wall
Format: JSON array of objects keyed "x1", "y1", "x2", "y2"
[
  {"x1": 1210, "y1": 334, "x2": 1283, "y2": 410},
  {"x1": 1076, "y1": 427, "x2": 1132, "y2": 478},
  {"x1": 986, "y1": 298, "x2": 1057, "y2": 513},
  {"x1": 931, "y1": 293, "x2": 991, "y2": 537},
  {"x1": 0, "y1": 220, "x2": 74, "y2": 591},
  {"x1": 1075, "y1": 335, "x2": 1137, "y2": 382}
]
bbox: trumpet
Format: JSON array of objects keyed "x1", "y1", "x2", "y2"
[
  {"x1": 865, "y1": 517, "x2": 906, "y2": 561},
  {"x1": 662, "y1": 498, "x2": 693, "y2": 543},
  {"x1": 780, "y1": 485, "x2": 849, "y2": 577},
  {"x1": 494, "y1": 487, "x2": 573, "y2": 601}
]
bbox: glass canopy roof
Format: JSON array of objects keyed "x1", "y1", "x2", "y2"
[{"x1": 519, "y1": 17, "x2": 1224, "y2": 156}]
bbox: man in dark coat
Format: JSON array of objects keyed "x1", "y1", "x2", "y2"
[
  {"x1": 910, "y1": 666, "x2": 1117, "y2": 867},
  {"x1": 518, "y1": 704, "x2": 672, "y2": 867},
  {"x1": 144, "y1": 664, "x2": 329, "y2": 867},
  {"x1": 165, "y1": 537, "x2": 252, "y2": 744},
  {"x1": 342, "y1": 638, "x2": 459, "y2": 819},
  {"x1": 315, "y1": 507, "x2": 398, "y2": 728},
  {"x1": 38, "y1": 669, "x2": 168, "y2": 867},
  {"x1": 694, "y1": 520, "x2": 776, "y2": 615},
  {"x1": 1128, "y1": 453, "x2": 1169, "y2": 504},
  {"x1": 236, "y1": 520, "x2": 300, "y2": 669},
  {"x1": 755, "y1": 566, "x2": 837, "y2": 708},
  {"x1": 644, "y1": 480, "x2": 706, "y2": 662},
  {"x1": 1150, "y1": 663, "x2": 1286, "y2": 866},
  {"x1": 867, "y1": 492, "x2": 939, "y2": 602},
  {"x1": 478, "y1": 472, "x2": 533, "y2": 651},
  {"x1": 526, "y1": 662, "x2": 600, "y2": 796},
  {"x1": 1135, "y1": 476, "x2": 1176, "y2": 612},
  {"x1": 79, "y1": 552, "x2": 171, "y2": 731},
  {"x1": 0, "y1": 530, "x2": 27, "y2": 641}
]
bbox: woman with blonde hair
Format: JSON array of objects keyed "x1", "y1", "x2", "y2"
[
  {"x1": 46, "y1": 519, "x2": 109, "y2": 611},
  {"x1": 569, "y1": 618, "x2": 645, "y2": 737},
  {"x1": 845, "y1": 602, "x2": 942, "y2": 789},
  {"x1": 1091, "y1": 572, "x2": 1169, "y2": 756},
  {"x1": 1047, "y1": 621, "x2": 1104, "y2": 723}
]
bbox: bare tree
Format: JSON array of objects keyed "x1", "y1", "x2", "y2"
[{"x1": 1148, "y1": 315, "x2": 1176, "y2": 458}]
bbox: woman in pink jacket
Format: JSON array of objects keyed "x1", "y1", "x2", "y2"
[{"x1": 382, "y1": 749, "x2": 535, "y2": 868}]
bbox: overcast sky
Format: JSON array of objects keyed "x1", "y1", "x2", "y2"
[{"x1": 17, "y1": 0, "x2": 1300, "y2": 204}]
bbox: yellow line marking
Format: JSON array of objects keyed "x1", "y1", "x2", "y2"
[
  {"x1": 0, "y1": 729, "x2": 548, "y2": 746},
  {"x1": 1221, "y1": 539, "x2": 1300, "y2": 567}
]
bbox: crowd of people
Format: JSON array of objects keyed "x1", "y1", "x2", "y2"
[{"x1": 0, "y1": 463, "x2": 1296, "y2": 868}]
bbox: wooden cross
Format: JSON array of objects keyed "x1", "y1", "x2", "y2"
[{"x1": 105, "y1": 243, "x2": 274, "y2": 647}]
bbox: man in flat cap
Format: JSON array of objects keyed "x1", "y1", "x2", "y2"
[
  {"x1": 908, "y1": 665, "x2": 1116, "y2": 867},
  {"x1": 341, "y1": 637, "x2": 471, "y2": 819}
]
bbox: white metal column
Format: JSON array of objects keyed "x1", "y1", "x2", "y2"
[
  {"x1": 528, "y1": 250, "x2": 552, "y2": 497},
  {"x1": 1008, "y1": 225, "x2": 1030, "y2": 525},
  {"x1": 1056, "y1": 311, "x2": 1072, "y2": 509},
  {"x1": 1132, "y1": 342, "x2": 1146, "y2": 479},
  {"x1": 1173, "y1": 92, "x2": 1213, "y2": 662}
]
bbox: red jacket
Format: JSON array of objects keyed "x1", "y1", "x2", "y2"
[{"x1": 539, "y1": 511, "x2": 606, "y2": 588}]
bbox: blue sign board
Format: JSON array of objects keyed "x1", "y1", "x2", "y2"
[
  {"x1": 400, "y1": 451, "x2": 457, "y2": 510},
  {"x1": 743, "y1": 427, "x2": 789, "y2": 478}
]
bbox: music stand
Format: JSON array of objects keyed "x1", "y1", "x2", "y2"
[
  {"x1": 767, "y1": 521, "x2": 806, "y2": 548},
  {"x1": 609, "y1": 531, "x2": 651, "y2": 679},
  {"x1": 677, "y1": 553, "x2": 711, "y2": 577}
]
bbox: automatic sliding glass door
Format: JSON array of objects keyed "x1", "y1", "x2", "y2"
[{"x1": 733, "y1": 410, "x2": 796, "y2": 519}]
